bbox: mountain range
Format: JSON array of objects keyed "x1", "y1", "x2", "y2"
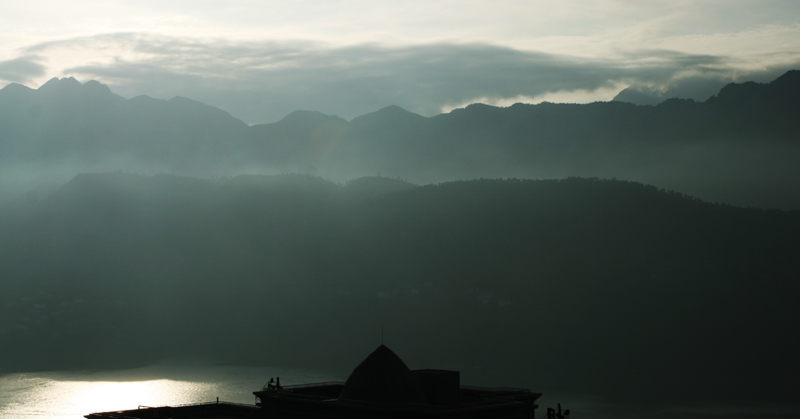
[
  {"x1": 1, "y1": 71, "x2": 800, "y2": 208},
  {"x1": 3, "y1": 72, "x2": 800, "y2": 406}
]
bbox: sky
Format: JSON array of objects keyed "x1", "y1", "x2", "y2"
[{"x1": 1, "y1": 0, "x2": 799, "y2": 124}]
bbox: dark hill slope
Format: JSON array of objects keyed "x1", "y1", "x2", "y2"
[
  {"x1": 0, "y1": 174, "x2": 798, "y2": 402},
  {"x1": 241, "y1": 111, "x2": 349, "y2": 170}
]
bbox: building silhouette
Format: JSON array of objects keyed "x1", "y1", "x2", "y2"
[{"x1": 86, "y1": 345, "x2": 541, "y2": 419}]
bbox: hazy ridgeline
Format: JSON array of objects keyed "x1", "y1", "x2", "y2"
[
  {"x1": 2, "y1": 70, "x2": 800, "y2": 209},
  {"x1": 1, "y1": 174, "x2": 798, "y2": 403}
]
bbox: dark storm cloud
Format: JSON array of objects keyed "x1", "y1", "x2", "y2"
[
  {"x1": 0, "y1": 55, "x2": 46, "y2": 84},
  {"x1": 19, "y1": 33, "x2": 799, "y2": 123}
]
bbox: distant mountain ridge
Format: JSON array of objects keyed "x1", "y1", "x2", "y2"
[
  {"x1": 0, "y1": 76, "x2": 247, "y2": 167},
  {"x1": 2, "y1": 71, "x2": 800, "y2": 208}
]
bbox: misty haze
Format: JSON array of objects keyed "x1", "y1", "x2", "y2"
[{"x1": 2, "y1": 3, "x2": 800, "y2": 418}]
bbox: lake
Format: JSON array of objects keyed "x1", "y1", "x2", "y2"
[
  {"x1": 0, "y1": 361, "x2": 336, "y2": 419},
  {"x1": 1, "y1": 362, "x2": 798, "y2": 419}
]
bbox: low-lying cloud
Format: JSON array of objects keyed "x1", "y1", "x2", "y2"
[{"x1": 0, "y1": 55, "x2": 46, "y2": 84}]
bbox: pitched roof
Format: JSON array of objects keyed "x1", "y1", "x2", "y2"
[{"x1": 338, "y1": 345, "x2": 427, "y2": 404}]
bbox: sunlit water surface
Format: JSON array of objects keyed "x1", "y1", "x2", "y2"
[
  {"x1": 2, "y1": 363, "x2": 798, "y2": 419},
  {"x1": 0, "y1": 363, "x2": 336, "y2": 419}
]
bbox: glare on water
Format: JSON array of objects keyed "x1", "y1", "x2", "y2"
[
  {"x1": 0, "y1": 363, "x2": 336, "y2": 419},
  {"x1": 3, "y1": 364, "x2": 799, "y2": 419},
  {"x1": 0, "y1": 375, "x2": 220, "y2": 419}
]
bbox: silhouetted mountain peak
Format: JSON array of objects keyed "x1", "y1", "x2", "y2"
[
  {"x1": 377, "y1": 104, "x2": 414, "y2": 114},
  {"x1": 350, "y1": 105, "x2": 426, "y2": 128},
  {"x1": 464, "y1": 102, "x2": 501, "y2": 111},
  {"x1": 0, "y1": 82, "x2": 32, "y2": 94},
  {"x1": 29, "y1": 77, "x2": 124, "y2": 104},
  {"x1": 165, "y1": 96, "x2": 247, "y2": 126},
  {"x1": 612, "y1": 86, "x2": 664, "y2": 106},
  {"x1": 715, "y1": 80, "x2": 761, "y2": 101},
  {"x1": 0, "y1": 83, "x2": 34, "y2": 102},
  {"x1": 771, "y1": 69, "x2": 800, "y2": 87},
  {"x1": 41, "y1": 76, "x2": 80, "y2": 86},
  {"x1": 168, "y1": 95, "x2": 203, "y2": 104},
  {"x1": 446, "y1": 102, "x2": 506, "y2": 117},
  {"x1": 37, "y1": 76, "x2": 82, "y2": 93},
  {"x1": 712, "y1": 70, "x2": 800, "y2": 107},
  {"x1": 360, "y1": 105, "x2": 423, "y2": 120},
  {"x1": 613, "y1": 78, "x2": 727, "y2": 106},
  {"x1": 82, "y1": 79, "x2": 113, "y2": 95},
  {"x1": 767, "y1": 69, "x2": 800, "y2": 104},
  {"x1": 654, "y1": 97, "x2": 696, "y2": 108},
  {"x1": 129, "y1": 94, "x2": 156, "y2": 103},
  {"x1": 277, "y1": 110, "x2": 346, "y2": 127}
]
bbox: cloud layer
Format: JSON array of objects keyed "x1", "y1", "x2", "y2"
[
  {"x1": 0, "y1": 55, "x2": 45, "y2": 83},
  {"x1": 0, "y1": 26, "x2": 788, "y2": 127},
  {"x1": 9, "y1": 33, "x2": 797, "y2": 124},
  {"x1": 2, "y1": 2, "x2": 799, "y2": 123}
]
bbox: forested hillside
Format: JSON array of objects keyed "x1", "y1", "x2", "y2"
[{"x1": 1, "y1": 173, "x2": 798, "y2": 402}]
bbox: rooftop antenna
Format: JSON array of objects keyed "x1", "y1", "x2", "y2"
[{"x1": 381, "y1": 325, "x2": 384, "y2": 345}]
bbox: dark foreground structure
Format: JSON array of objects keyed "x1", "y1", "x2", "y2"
[{"x1": 86, "y1": 345, "x2": 542, "y2": 419}]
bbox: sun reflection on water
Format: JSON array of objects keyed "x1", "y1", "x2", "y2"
[
  {"x1": 0, "y1": 364, "x2": 335, "y2": 419},
  {"x1": 1, "y1": 374, "x2": 219, "y2": 419},
  {"x1": 68, "y1": 379, "x2": 216, "y2": 413},
  {"x1": 0, "y1": 374, "x2": 231, "y2": 419},
  {"x1": 3, "y1": 365, "x2": 800, "y2": 419}
]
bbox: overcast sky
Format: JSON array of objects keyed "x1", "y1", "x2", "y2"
[{"x1": 1, "y1": 0, "x2": 799, "y2": 124}]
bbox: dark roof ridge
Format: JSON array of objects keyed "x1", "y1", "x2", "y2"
[{"x1": 338, "y1": 345, "x2": 427, "y2": 404}]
